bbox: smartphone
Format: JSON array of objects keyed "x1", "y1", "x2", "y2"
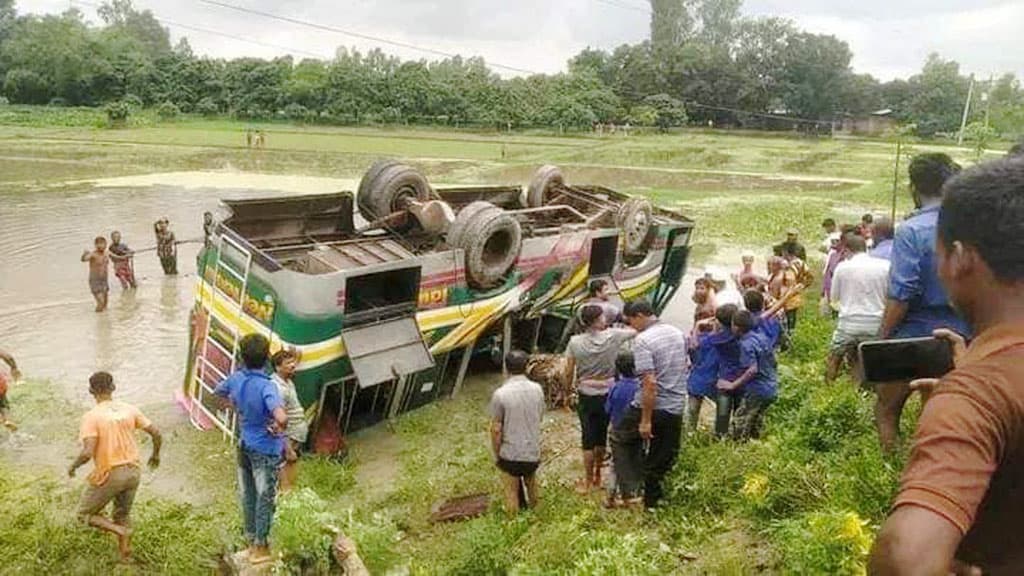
[{"x1": 858, "y1": 337, "x2": 955, "y2": 383}]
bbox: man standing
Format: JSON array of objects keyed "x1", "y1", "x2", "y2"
[
  {"x1": 826, "y1": 235, "x2": 889, "y2": 383},
  {"x1": 68, "y1": 372, "x2": 162, "y2": 563},
  {"x1": 767, "y1": 257, "x2": 804, "y2": 332},
  {"x1": 735, "y1": 251, "x2": 766, "y2": 291},
  {"x1": 619, "y1": 300, "x2": 687, "y2": 508},
  {"x1": 773, "y1": 228, "x2": 807, "y2": 262},
  {"x1": 869, "y1": 158, "x2": 1024, "y2": 575},
  {"x1": 214, "y1": 334, "x2": 287, "y2": 565},
  {"x1": 271, "y1": 349, "x2": 308, "y2": 492},
  {"x1": 0, "y1": 349, "x2": 22, "y2": 430},
  {"x1": 876, "y1": 153, "x2": 970, "y2": 452},
  {"x1": 819, "y1": 218, "x2": 837, "y2": 253},
  {"x1": 565, "y1": 305, "x2": 635, "y2": 493},
  {"x1": 154, "y1": 218, "x2": 178, "y2": 275},
  {"x1": 108, "y1": 231, "x2": 137, "y2": 290},
  {"x1": 870, "y1": 217, "x2": 895, "y2": 260},
  {"x1": 578, "y1": 279, "x2": 621, "y2": 326},
  {"x1": 81, "y1": 236, "x2": 110, "y2": 312},
  {"x1": 489, "y1": 350, "x2": 545, "y2": 514}
]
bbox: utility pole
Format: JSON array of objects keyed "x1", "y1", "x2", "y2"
[
  {"x1": 957, "y1": 75, "x2": 975, "y2": 146},
  {"x1": 983, "y1": 74, "x2": 993, "y2": 129}
]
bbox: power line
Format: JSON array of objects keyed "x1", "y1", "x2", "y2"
[
  {"x1": 196, "y1": 0, "x2": 539, "y2": 75},
  {"x1": 71, "y1": 0, "x2": 329, "y2": 59}
]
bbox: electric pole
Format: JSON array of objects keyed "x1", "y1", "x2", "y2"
[{"x1": 957, "y1": 75, "x2": 975, "y2": 146}]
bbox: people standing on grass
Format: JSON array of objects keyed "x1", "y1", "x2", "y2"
[
  {"x1": 605, "y1": 352, "x2": 641, "y2": 508},
  {"x1": 717, "y1": 310, "x2": 777, "y2": 441},
  {"x1": 686, "y1": 310, "x2": 719, "y2": 431},
  {"x1": 108, "y1": 231, "x2": 137, "y2": 290},
  {"x1": 767, "y1": 256, "x2": 804, "y2": 332},
  {"x1": 214, "y1": 334, "x2": 287, "y2": 565},
  {"x1": 489, "y1": 350, "x2": 545, "y2": 515},
  {"x1": 68, "y1": 371, "x2": 162, "y2": 564},
  {"x1": 825, "y1": 234, "x2": 889, "y2": 383},
  {"x1": 565, "y1": 305, "x2": 636, "y2": 494},
  {"x1": 272, "y1": 349, "x2": 309, "y2": 493},
  {"x1": 875, "y1": 153, "x2": 970, "y2": 452},
  {"x1": 870, "y1": 157, "x2": 1024, "y2": 575},
  {"x1": 154, "y1": 218, "x2": 178, "y2": 275},
  {"x1": 618, "y1": 300, "x2": 687, "y2": 509},
  {"x1": 819, "y1": 218, "x2": 837, "y2": 253},
  {"x1": 0, "y1": 349, "x2": 22, "y2": 431},
  {"x1": 81, "y1": 236, "x2": 110, "y2": 312}
]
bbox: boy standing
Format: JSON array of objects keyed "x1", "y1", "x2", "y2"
[
  {"x1": 605, "y1": 352, "x2": 641, "y2": 508},
  {"x1": 81, "y1": 236, "x2": 110, "y2": 312},
  {"x1": 68, "y1": 372, "x2": 162, "y2": 563},
  {"x1": 154, "y1": 219, "x2": 178, "y2": 275},
  {"x1": 490, "y1": 350, "x2": 546, "y2": 514},
  {"x1": 718, "y1": 311, "x2": 777, "y2": 440},
  {"x1": 272, "y1": 349, "x2": 309, "y2": 492},
  {"x1": 109, "y1": 231, "x2": 137, "y2": 290}
]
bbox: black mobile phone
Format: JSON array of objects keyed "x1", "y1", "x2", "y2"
[{"x1": 858, "y1": 337, "x2": 955, "y2": 383}]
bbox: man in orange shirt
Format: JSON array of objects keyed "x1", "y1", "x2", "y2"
[
  {"x1": 68, "y1": 372, "x2": 162, "y2": 563},
  {"x1": 870, "y1": 158, "x2": 1024, "y2": 574}
]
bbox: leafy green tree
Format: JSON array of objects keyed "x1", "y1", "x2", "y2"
[
  {"x1": 2, "y1": 68, "x2": 49, "y2": 103},
  {"x1": 904, "y1": 54, "x2": 970, "y2": 136},
  {"x1": 779, "y1": 32, "x2": 854, "y2": 121},
  {"x1": 156, "y1": 100, "x2": 179, "y2": 120},
  {"x1": 643, "y1": 93, "x2": 687, "y2": 130}
]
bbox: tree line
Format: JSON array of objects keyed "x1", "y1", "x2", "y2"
[{"x1": 0, "y1": 0, "x2": 1021, "y2": 137}]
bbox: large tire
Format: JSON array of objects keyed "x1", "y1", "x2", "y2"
[
  {"x1": 526, "y1": 165, "x2": 564, "y2": 208},
  {"x1": 618, "y1": 197, "x2": 654, "y2": 255},
  {"x1": 447, "y1": 201, "x2": 500, "y2": 249},
  {"x1": 358, "y1": 164, "x2": 433, "y2": 222},
  {"x1": 357, "y1": 159, "x2": 401, "y2": 216},
  {"x1": 459, "y1": 209, "x2": 522, "y2": 289}
]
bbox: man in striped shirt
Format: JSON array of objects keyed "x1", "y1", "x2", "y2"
[{"x1": 616, "y1": 300, "x2": 688, "y2": 509}]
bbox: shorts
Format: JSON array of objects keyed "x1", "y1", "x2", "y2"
[
  {"x1": 77, "y1": 464, "x2": 141, "y2": 524},
  {"x1": 577, "y1": 393, "x2": 609, "y2": 450},
  {"x1": 829, "y1": 323, "x2": 880, "y2": 356},
  {"x1": 497, "y1": 458, "x2": 539, "y2": 478},
  {"x1": 89, "y1": 277, "x2": 109, "y2": 295}
]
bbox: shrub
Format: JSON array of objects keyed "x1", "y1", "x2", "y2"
[
  {"x1": 156, "y1": 101, "x2": 180, "y2": 121},
  {"x1": 195, "y1": 97, "x2": 218, "y2": 117},
  {"x1": 773, "y1": 509, "x2": 873, "y2": 575},
  {"x1": 283, "y1": 102, "x2": 310, "y2": 122},
  {"x1": 792, "y1": 384, "x2": 874, "y2": 453},
  {"x1": 104, "y1": 101, "x2": 130, "y2": 126},
  {"x1": 272, "y1": 488, "x2": 335, "y2": 572},
  {"x1": 122, "y1": 93, "x2": 144, "y2": 109},
  {"x1": 47, "y1": 97, "x2": 67, "y2": 107}
]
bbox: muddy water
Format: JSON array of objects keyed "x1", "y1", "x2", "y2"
[
  {"x1": 0, "y1": 184, "x2": 299, "y2": 409},
  {"x1": 1, "y1": 181, "x2": 704, "y2": 412}
]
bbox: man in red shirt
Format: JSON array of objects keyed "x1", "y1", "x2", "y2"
[{"x1": 870, "y1": 158, "x2": 1024, "y2": 575}]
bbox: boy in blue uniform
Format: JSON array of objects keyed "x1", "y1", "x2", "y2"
[
  {"x1": 718, "y1": 310, "x2": 777, "y2": 441},
  {"x1": 742, "y1": 290, "x2": 785, "y2": 350},
  {"x1": 605, "y1": 352, "x2": 641, "y2": 508},
  {"x1": 686, "y1": 310, "x2": 719, "y2": 431},
  {"x1": 708, "y1": 304, "x2": 743, "y2": 437}
]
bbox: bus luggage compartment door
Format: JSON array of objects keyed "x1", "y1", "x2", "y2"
[{"x1": 340, "y1": 264, "x2": 434, "y2": 389}]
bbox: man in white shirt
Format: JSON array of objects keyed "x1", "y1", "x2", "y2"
[{"x1": 827, "y1": 234, "x2": 890, "y2": 383}]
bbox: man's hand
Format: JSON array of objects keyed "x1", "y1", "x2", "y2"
[
  {"x1": 67, "y1": 464, "x2": 77, "y2": 478},
  {"x1": 148, "y1": 455, "x2": 160, "y2": 470},
  {"x1": 639, "y1": 419, "x2": 653, "y2": 440},
  {"x1": 716, "y1": 378, "x2": 737, "y2": 392},
  {"x1": 933, "y1": 328, "x2": 967, "y2": 367}
]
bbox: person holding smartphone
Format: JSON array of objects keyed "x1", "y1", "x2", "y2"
[
  {"x1": 875, "y1": 153, "x2": 970, "y2": 452},
  {"x1": 870, "y1": 157, "x2": 1024, "y2": 575}
]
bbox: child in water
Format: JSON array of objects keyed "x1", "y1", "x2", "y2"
[{"x1": 81, "y1": 236, "x2": 110, "y2": 312}]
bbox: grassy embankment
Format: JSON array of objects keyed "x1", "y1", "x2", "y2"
[{"x1": 0, "y1": 109, "x2": 986, "y2": 573}]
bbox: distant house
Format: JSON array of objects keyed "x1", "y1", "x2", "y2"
[{"x1": 840, "y1": 109, "x2": 898, "y2": 136}]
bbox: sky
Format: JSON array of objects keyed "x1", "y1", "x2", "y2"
[{"x1": 17, "y1": 0, "x2": 1024, "y2": 81}]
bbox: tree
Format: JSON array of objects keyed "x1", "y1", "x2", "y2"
[
  {"x1": 904, "y1": 54, "x2": 970, "y2": 136},
  {"x1": 97, "y1": 0, "x2": 170, "y2": 58},
  {"x1": 643, "y1": 93, "x2": 687, "y2": 131},
  {"x1": 3, "y1": 68, "x2": 49, "y2": 104},
  {"x1": 779, "y1": 32, "x2": 854, "y2": 121},
  {"x1": 650, "y1": 0, "x2": 692, "y2": 53}
]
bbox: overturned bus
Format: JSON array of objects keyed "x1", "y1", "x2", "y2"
[{"x1": 181, "y1": 162, "x2": 694, "y2": 449}]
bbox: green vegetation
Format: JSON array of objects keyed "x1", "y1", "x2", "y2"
[{"x1": 0, "y1": 0, "x2": 1022, "y2": 138}]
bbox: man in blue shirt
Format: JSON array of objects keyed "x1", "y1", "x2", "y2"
[
  {"x1": 876, "y1": 153, "x2": 970, "y2": 452},
  {"x1": 214, "y1": 333, "x2": 287, "y2": 565},
  {"x1": 870, "y1": 217, "x2": 894, "y2": 260}
]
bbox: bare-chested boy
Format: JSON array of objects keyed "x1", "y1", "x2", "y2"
[
  {"x1": 0, "y1": 349, "x2": 21, "y2": 430},
  {"x1": 82, "y1": 236, "x2": 110, "y2": 312},
  {"x1": 109, "y1": 231, "x2": 137, "y2": 290}
]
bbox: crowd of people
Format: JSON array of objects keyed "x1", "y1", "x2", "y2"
[
  {"x1": 491, "y1": 151, "x2": 1024, "y2": 574},
  {"x1": 4, "y1": 146, "x2": 1023, "y2": 570}
]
